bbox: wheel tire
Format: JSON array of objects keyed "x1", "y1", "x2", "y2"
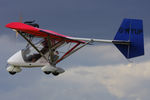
[
  {"x1": 44, "y1": 71, "x2": 51, "y2": 75},
  {"x1": 9, "y1": 72, "x2": 16, "y2": 75},
  {"x1": 52, "y1": 72, "x2": 59, "y2": 76}
]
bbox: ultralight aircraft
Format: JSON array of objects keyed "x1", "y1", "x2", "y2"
[{"x1": 5, "y1": 19, "x2": 144, "y2": 76}]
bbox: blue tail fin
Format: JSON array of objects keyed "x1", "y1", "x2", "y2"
[{"x1": 113, "y1": 19, "x2": 144, "y2": 59}]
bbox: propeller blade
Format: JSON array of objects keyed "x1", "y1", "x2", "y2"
[
  {"x1": 16, "y1": 31, "x2": 19, "y2": 38},
  {"x1": 12, "y1": 29, "x2": 19, "y2": 38},
  {"x1": 19, "y1": 13, "x2": 23, "y2": 23}
]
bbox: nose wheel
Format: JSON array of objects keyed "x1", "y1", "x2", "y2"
[{"x1": 9, "y1": 72, "x2": 16, "y2": 75}]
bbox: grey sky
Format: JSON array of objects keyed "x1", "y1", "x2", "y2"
[{"x1": 0, "y1": 0, "x2": 150, "y2": 100}]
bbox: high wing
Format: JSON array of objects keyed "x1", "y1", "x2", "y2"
[{"x1": 6, "y1": 22, "x2": 85, "y2": 43}]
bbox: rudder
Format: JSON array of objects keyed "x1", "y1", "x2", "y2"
[{"x1": 113, "y1": 19, "x2": 144, "y2": 59}]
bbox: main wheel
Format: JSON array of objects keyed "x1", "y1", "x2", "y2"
[
  {"x1": 44, "y1": 71, "x2": 51, "y2": 75},
  {"x1": 9, "y1": 71, "x2": 16, "y2": 75},
  {"x1": 52, "y1": 72, "x2": 59, "y2": 76}
]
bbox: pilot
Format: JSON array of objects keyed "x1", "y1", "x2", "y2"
[
  {"x1": 53, "y1": 49, "x2": 59, "y2": 62},
  {"x1": 41, "y1": 40, "x2": 48, "y2": 54},
  {"x1": 31, "y1": 54, "x2": 41, "y2": 62}
]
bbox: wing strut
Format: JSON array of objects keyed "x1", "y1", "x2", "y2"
[
  {"x1": 47, "y1": 36, "x2": 54, "y2": 64},
  {"x1": 55, "y1": 40, "x2": 93, "y2": 64}
]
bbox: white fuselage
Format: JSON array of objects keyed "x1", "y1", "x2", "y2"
[
  {"x1": 7, "y1": 39, "x2": 65, "y2": 75},
  {"x1": 7, "y1": 50, "x2": 48, "y2": 68},
  {"x1": 7, "y1": 50, "x2": 65, "y2": 75}
]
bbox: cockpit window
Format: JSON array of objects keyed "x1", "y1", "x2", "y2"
[{"x1": 22, "y1": 40, "x2": 48, "y2": 62}]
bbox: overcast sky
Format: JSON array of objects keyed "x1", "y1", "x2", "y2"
[{"x1": 0, "y1": 0, "x2": 150, "y2": 100}]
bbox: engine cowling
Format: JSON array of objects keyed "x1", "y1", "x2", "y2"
[{"x1": 7, "y1": 65, "x2": 22, "y2": 75}]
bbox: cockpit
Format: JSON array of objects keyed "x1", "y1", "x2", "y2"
[{"x1": 21, "y1": 39, "x2": 48, "y2": 62}]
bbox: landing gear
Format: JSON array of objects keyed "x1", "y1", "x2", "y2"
[
  {"x1": 9, "y1": 71, "x2": 16, "y2": 75},
  {"x1": 42, "y1": 65, "x2": 64, "y2": 76},
  {"x1": 7, "y1": 66, "x2": 22, "y2": 75},
  {"x1": 44, "y1": 71, "x2": 51, "y2": 75},
  {"x1": 43, "y1": 71, "x2": 59, "y2": 76},
  {"x1": 52, "y1": 72, "x2": 59, "y2": 76}
]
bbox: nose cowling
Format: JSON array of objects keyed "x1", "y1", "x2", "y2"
[{"x1": 7, "y1": 50, "x2": 25, "y2": 66}]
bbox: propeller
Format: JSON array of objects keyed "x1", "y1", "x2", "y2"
[
  {"x1": 13, "y1": 13, "x2": 39, "y2": 38},
  {"x1": 15, "y1": 13, "x2": 23, "y2": 38}
]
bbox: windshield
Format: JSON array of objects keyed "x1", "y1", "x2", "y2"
[{"x1": 22, "y1": 40, "x2": 48, "y2": 62}]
